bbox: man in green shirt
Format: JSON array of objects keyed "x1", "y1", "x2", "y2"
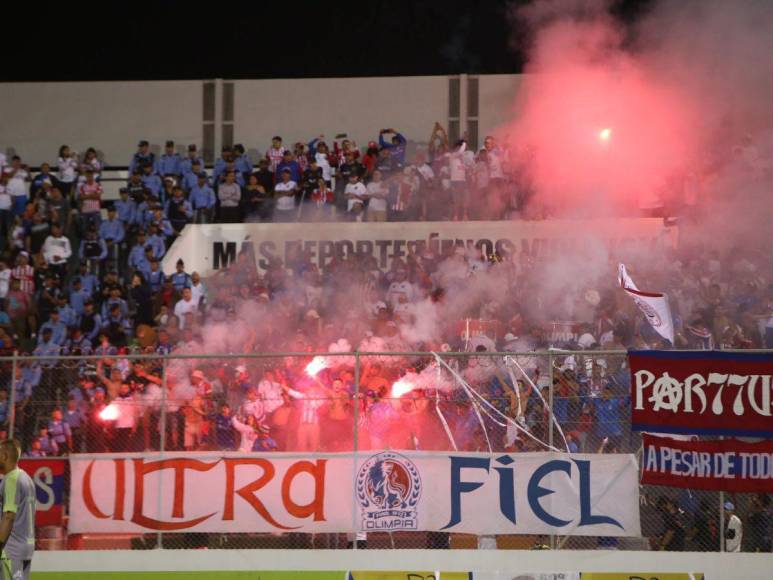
[{"x1": 0, "y1": 439, "x2": 35, "y2": 580}]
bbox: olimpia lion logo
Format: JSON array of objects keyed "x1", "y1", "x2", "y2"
[{"x1": 357, "y1": 451, "x2": 421, "y2": 531}]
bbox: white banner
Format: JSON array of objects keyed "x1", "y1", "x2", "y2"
[
  {"x1": 69, "y1": 451, "x2": 640, "y2": 537},
  {"x1": 162, "y1": 219, "x2": 674, "y2": 275}
]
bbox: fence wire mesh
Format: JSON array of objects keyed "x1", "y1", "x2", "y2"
[{"x1": 3, "y1": 350, "x2": 771, "y2": 552}]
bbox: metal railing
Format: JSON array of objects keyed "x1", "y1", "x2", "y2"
[{"x1": 3, "y1": 350, "x2": 770, "y2": 552}]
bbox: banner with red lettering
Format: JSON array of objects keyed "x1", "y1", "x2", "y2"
[
  {"x1": 642, "y1": 434, "x2": 773, "y2": 492},
  {"x1": 68, "y1": 451, "x2": 640, "y2": 537},
  {"x1": 17, "y1": 458, "x2": 66, "y2": 526},
  {"x1": 629, "y1": 350, "x2": 773, "y2": 436}
]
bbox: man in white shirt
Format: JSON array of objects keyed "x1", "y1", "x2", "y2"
[
  {"x1": 344, "y1": 173, "x2": 367, "y2": 221},
  {"x1": 273, "y1": 169, "x2": 298, "y2": 222},
  {"x1": 0, "y1": 175, "x2": 12, "y2": 250},
  {"x1": 0, "y1": 260, "x2": 9, "y2": 302},
  {"x1": 257, "y1": 370, "x2": 284, "y2": 416},
  {"x1": 41, "y1": 224, "x2": 72, "y2": 278},
  {"x1": 446, "y1": 140, "x2": 469, "y2": 220},
  {"x1": 3, "y1": 156, "x2": 30, "y2": 216},
  {"x1": 365, "y1": 169, "x2": 389, "y2": 222},
  {"x1": 174, "y1": 288, "x2": 198, "y2": 329},
  {"x1": 386, "y1": 268, "x2": 417, "y2": 315},
  {"x1": 190, "y1": 271, "x2": 207, "y2": 308},
  {"x1": 724, "y1": 501, "x2": 743, "y2": 552}
]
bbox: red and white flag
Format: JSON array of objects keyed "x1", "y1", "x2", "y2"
[{"x1": 618, "y1": 264, "x2": 674, "y2": 344}]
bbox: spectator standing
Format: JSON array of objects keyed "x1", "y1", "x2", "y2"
[
  {"x1": 218, "y1": 172, "x2": 241, "y2": 223},
  {"x1": 98, "y1": 207, "x2": 126, "y2": 267},
  {"x1": 3, "y1": 155, "x2": 31, "y2": 216},
  {"x1": 78, "y1": 170, "x2": 103, "y2": 232},
  {"x1": 658, "y1": 497, "x2": 686, "y2": 551},
  {"x1": 242, "y1": 174, "x2": 271, "y2": 222},
  {"x1": 129, "y1": 140, "x2": 157, "y2": 175},
  {"x1": 30, "y1": 162, "x2": 55, "y2": 197},
  {"x1": 56, "y1": 145, "x2": 79, "y2": 198},
  {"x1": 273, "y1": 169, "x2": 298, "y2": 222},
  {"x1": 140, "y1": 164, "x2": 163, "y2": 201},
  {"x1": 158, "y1": 140, "x2": 182, "y2": 178},
  {"x1": 180, "y1": 144, "x2": 204, "y2": 177},
  {"x1": 344, "y1": 173, "x2": 367, "y2": 222},
  {"x1": 725, "y1": 501, "x2": 743, "y2": 552},
  {"x1": 0, "y1": 175, "x2": 12, "y2": 249},
  {"x1": 365, "y1": 170, "x2": 389, "y2": 222},
  {"x1": 48, "y1": 409, "x2": 72, "y2": 454},
  {"x1": 64, "y1": 398, "x2": 86, "y2": 452},
  {"x1": 379, "y1": 128, "x2": 407, "y2": 169},
  {"x1": 79, "y1": 228, "x2": 108, "y2": 277},
  {"x1": 80, "y1": 147, "x2": 102, "y2": 181},
  {"x1": 276, "y1": 150, "x2": 302, "y2": 185},
  {"x1": 165, "y1": 186, "x2": 193, "y2": 237},
  {"x1": 266, "y1": 136, "x2": 287, "y2": 175},
  {"x1": 747, "y1": 494, "x2": 771, "y2": 552},
  {"x1": 114, "y1": 189, "x2": 137, "y2": 228},
  {"x1": 41, "y1": 223, "x2": 72, "y2": 279},
  {"x1": 447, "y1": 140, "x2": 469, "y2": 221}
]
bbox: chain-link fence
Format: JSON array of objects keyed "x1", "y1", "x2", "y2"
[{"x1": 3, "y1": 350, "x2": 771, "y2": 552}]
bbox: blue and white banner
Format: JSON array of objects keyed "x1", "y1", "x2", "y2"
[{"x1": 70, "y1": 451, "x2": 640, "y2": 537}]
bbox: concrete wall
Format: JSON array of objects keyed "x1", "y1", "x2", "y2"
[
  {"x1": 0, "y1": 81, "x2": 202, "y2": 166},
  {"x1": 34, "y1": 549, "x2": 773, "y2": 579},
  {"x1": 0, "y1": 75, "x2": 522, "y2": 167},
  {"x1": 478, "y1": 74, "x2": 524, "y2": 140},
  {"x1": 234, "y1": 76, "x2": 449, "y2": 156}
]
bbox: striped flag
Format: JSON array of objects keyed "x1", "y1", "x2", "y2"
[{"x1": 618, "y1": 263, "x2": 675, "y2": 344}]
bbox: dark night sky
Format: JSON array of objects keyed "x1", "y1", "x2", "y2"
[{"x1": 1, "y1": 0, "x2": 651, "y2": 82}]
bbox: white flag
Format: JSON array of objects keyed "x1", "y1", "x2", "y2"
[{"x1": 618, "y1": 263, "x2": 675, "y2": 344}]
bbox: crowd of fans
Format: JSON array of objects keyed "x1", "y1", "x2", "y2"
[{"x1": 0, "y1": 124, "x2": 771, "y2": 552}]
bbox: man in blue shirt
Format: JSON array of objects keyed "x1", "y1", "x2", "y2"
[
  {"x1": 72, "y1": 263, "x2": 99, "y2": 297},
  {"x1": 98, "y1": 207, "x2": 126, "y2": 265},
  {"x1": 150, "y1": 206, "x2": 174, "y2": 236},
  {"x1": 233, "y1": 144, "x2": 253, "y2": 178},
  {"x1": 129, "y1": 140, "x2": 158, "y2": 174},
  {"x1": 189, "y1": 173, "x2": 216, "y2": 223},
  {"x1": 147, "y1": 259, "x2": 164, "y2": 293},
  {"x1": 170, "y1": 259, "x2": 192, "y2": 292},
  {"x1": 181, "y1": 161, "x2": 204, "y2": 192},
  {"x1": 38, "y1": 310, "x2": 67, "y2": 345},
  {"x1": 145, "y1": 225, "x2": 167, "y2": 259},
  {"x1": 101, "y1": 287, "x2": 128, "y2": 320},
  {"x1": 56, "y1": 295, "x2": 78, "y2": 328},
  {"x1": 157, "y1": 140, "x2": 182, "y2": 178},
  {"x1": 114, "y1": 189, "x2": 137, "y2": 227},
  {"x1": 68, "y1": 279, "x2": 90, "y2": 316},
  {"x1": 213, "y1": 146, "x2": 234, "y2": 186},
  {"x1": 128, "y1": 231, "x2": 151, "y2": 273},
  {"x1": 33, "y1": 328, "x2": 61, "y2": 365},
  {"x1": 140, "y1": 164, "x2": 163, "y2": 199},
  {"x1": 378, "y1": 128, "x2": 407, "y2": 168},
  {"x1": 180, "y1": 144, "x2": 205, "y2": 177},
  {"x1": 276, "y1": 150, "x2": 302, "y2": 184}
]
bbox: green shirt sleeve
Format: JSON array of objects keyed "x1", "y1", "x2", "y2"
[{"x1": 3, "y1": 470, "x2": 19, "y2": 514}]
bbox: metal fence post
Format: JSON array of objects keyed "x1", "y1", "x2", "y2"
[
  {"x1": 156, "y1": 355, "x2": 168, "y2": 550},
  {"x1": 719, "y1": 434, "x2": 725, "y2": 553},
  {"x1": 548, "y1": 351, "x2": 556, "y2": 551},
  {"x1": 719, "y1": 491, "x2": 725, "y2": 552},
  {"x1": 351, "y1": 351, "x2": 360, "y2": 551},
  {"x1": 8, "y1": 351, "x2": 18, "y2": 439}
]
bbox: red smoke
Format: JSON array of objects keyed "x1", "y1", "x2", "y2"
[{"x1": 506, "y1": 18, "x2": 698, "y2": 215}]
